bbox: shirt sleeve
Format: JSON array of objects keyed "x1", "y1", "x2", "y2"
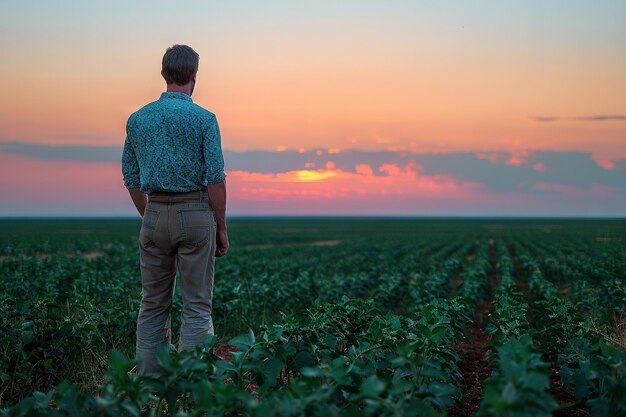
[
  {"x1": 121, "y1": 134, "x2": 141, "y2": 189},
  {"x1": 203, "y1": 115, "x2": 226, "y2": 184}
]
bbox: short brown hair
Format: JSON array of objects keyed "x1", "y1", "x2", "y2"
[{"x1": 161, "y1": 44, "x2": 199, "y2": 85}]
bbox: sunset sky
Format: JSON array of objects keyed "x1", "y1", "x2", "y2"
[{"x1": 1, "y1": 1, "x2": 625, "y2": 216}]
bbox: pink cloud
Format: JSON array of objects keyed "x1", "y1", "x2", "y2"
[
  {"x1": 506, "y1": 156, "x2": 525, "y2": 166},
  {"x1": 595, "y1": 159, "x2": 615, "y2": 170},
  {"x1": 378, "y1": 163, "x2": 401, "y2": 176},
  {"x1": 533, "y1": 162, "x2": 547, "y2": 172},
  {"x1": 227, "y1": 164, "x2": 482, "y2": 204},
  {"x1": 355, "y1": 164, "x2": 373, "y2": 176},
  {"x1": 1, "y1": 149, "x2": 623, "y2": 217}
]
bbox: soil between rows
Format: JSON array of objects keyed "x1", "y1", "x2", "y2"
[
  {"x1": 448, "y1": 240, "x2": 497, "y2": 417},
  {"x1": 509, "y1": 247, "x2": 590, "y2": 417},
  {"x1": 448, "y1": 300, "x2": 492, "y2": 417}
]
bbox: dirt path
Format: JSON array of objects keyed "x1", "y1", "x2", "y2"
[
  {"x1": 448, "y1": 240, "x2": 496, "y2": 417},
  {"x1": 448, "y1": 300, "x2": 492, "y2": 417},
  {"x1": 449, "y1": 243, "x2": 480, "y2": 297},
  {"x1": 507, "y1": 245, "x2": 589, "y2": 417}
]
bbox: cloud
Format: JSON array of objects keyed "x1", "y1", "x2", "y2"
[
  {"x1": 531, "y1": 115, "x2": 626, "y2": 122},
  {"x1": 530, "y1": 116, "x2": 560, "y2": 122},
  {"x1": 574, "y1": 115, "x2": 626, "y2": 121},
  {"x1": 0, "y1": 141, "x2": 121, "y2": 162},
  {"x1": 355, "y1": 164, "x2": 373, "y2": 176},
  {"x1": 595, "y1": 160, "x2": 615, "y2": 170},
  {"x1": 1, "y1": 141, "x2": 625, "y2": 195},
  {"x1": 1, "y1": 143, "x2": 625, "y2": 216},
  {"x1": 228, "y1": 166, "x2": 481, "y2": 203}
]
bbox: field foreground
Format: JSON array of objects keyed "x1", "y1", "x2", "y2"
[{"x1": 1, "y1": 218, "x2": 625, "y2": 416}]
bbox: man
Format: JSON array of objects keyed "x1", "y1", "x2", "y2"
[{"x1": 121, "y1": 44, "x2": 228, "y2": 375}]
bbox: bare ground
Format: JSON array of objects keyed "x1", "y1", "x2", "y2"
[
  {"x1": 448, "y1": 240, "x2": 496, "y2": 417},
  {"x1": 508, "y1": 246, "x2": 590, "y2": 417}
]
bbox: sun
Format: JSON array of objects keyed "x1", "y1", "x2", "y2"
[{"x1": 293, "y1": 170, "x2": 337, "y2": 182}]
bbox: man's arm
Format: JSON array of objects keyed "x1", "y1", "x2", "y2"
[
  {"x1": 203, "y1": 114, "x2": 228, "y2": 257},
  {"x1": 122, "y1": 131, "x2": 144, "y2": 216},
  {"x1": 128, "y1": 188, "x2": 148, "y2": 218},
  {"x1": 207, "y1": 180, "x2": 228, "y2": 257}
]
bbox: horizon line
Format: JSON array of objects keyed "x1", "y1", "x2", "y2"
[{"x1": 1, "y1": 215, "x2": 625, "y2": 221}]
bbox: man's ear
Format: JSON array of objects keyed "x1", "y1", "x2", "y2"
[
  {"x1": 162, "y1": 70, "x2": 173, "y2": 85},
  {"x1": 189, "y1": 72, "x2": 196, "y2": 83}
]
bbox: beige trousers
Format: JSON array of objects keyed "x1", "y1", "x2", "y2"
[{"x1": 135, "y1": 190, "x2": 216, "y2": 375}]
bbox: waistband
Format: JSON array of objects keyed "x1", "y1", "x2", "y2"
[{"x1": 148, "y1": 190, "x2": 208, "y2": 203}]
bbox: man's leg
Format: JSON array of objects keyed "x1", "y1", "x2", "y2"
[
  {"x1": 136, "y1": 206, "x2": 177, "y2": 375},
  {"x1": 177, "y1": 208, "x2": 216, "y2": 351}
]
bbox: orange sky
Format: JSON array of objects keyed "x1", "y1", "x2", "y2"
[
  {"x1": 1, "y1": 51, "x2": 624, "y2": 160},
  {"x1": 1, "y1": 1, "x2": 625, "y2": 216},
  {"x1": 1, "y1": 2, "x2": 625, "y2": 161}
]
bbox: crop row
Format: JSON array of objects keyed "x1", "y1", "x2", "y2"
[
  {"x1": 515, "y1": 249, "x2": 626, "y2": 416},
  {"x1": 3, "y1": 297, "x2": 468, "y2": 417},
  {"x1": 474, "y1": 243, "x2": 556, "y2": 417},
  {"x1": 0, "y1": 233, "x2": 472, "y2": 405},
  {"x1": 2, "y1": 220, "x2": 624, "y2": 416}
]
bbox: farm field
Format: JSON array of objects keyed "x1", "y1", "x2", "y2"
[{"x1": 1, "y1": 218, "x2": 625, "y2": 416}]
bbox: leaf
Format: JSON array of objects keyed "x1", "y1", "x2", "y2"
[
  {"x1": 360, "y1": 375, "x2": 385, "y2": 398},
  {"x1": 323, "y1": 334, "x2": 338, "y2": 350},
  {"x1": 32, "y1": 390, "x2": 55, "y2": 409},
  {"x1": 155, "y1": 344, "x2": 173, "y2": 373},
  {"x1": 215, "y1": 359, "x2": 237, "y2": 377},
  {"x1": 390, "y1": 316, "x2": 401, "y2": 331},
  {"x1": 294, "y1": 348, "x2": 316, "y2": 369},
  {"x1": 193, "y1": 380, "x2": 213, "y2": 409},
  {"x1": 369, "y1": 320, "x2": 383, "y2": 342},
  {"x1": 229, "y1": 330, "x2": 256, "y2": 351},
  {"x1": 20, "y1": 330, "x2": 33, "y2": 345},
  {"x1": 427, "y1": 382, "x2": 458, "y2": 408},
  {"x1": 108, "y1": 350, "x2": 135, "y2": 375},
  {"x1": 501, "y1": 381, "x2": 518, "y2": 405},
  {"x1": 203, "y1": 335, "x2": 219, "y2": 351},
  {"x1": 262, "y1": 357, "x2": 284, "y2": 387},
  {"x1": 121, "y1": 402, "x2": 140, "y2": 417},
  {"x1": 428, "y1": 325, "x2": 447, "y2": 344},
  {"x1": 300, "y1": 367, "x2": 322, "y2": 378}
]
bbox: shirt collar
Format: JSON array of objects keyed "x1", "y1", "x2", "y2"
[{"x1": 160, "y1": 92, "x2": 193, "y2": 102}]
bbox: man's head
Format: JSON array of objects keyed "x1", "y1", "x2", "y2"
[{"x1": 161, "y1": 45, "x2": 199, "y2": 92}]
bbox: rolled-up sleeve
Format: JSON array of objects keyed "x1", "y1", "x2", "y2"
[
  {"x1": 122, "y1": 134, "x2": 141, "y2": 189},
  {"x1": 203, "y1": 115, "x2": 226, "y2": 184}
]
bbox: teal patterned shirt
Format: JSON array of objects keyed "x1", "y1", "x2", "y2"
[{"x1": 122, "y1": 92, "x2": 225, "y2": 194}]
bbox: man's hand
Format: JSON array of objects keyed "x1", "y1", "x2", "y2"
[
  {"x1": 128, "y1": 188, "x2": 147, "y2": 217},
  {"x1": 216, "y1": 228, "x2": 229, "y2": 257},
  {"x1": 207, "y1": 180, "x2": 228, "y2": 257}
]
